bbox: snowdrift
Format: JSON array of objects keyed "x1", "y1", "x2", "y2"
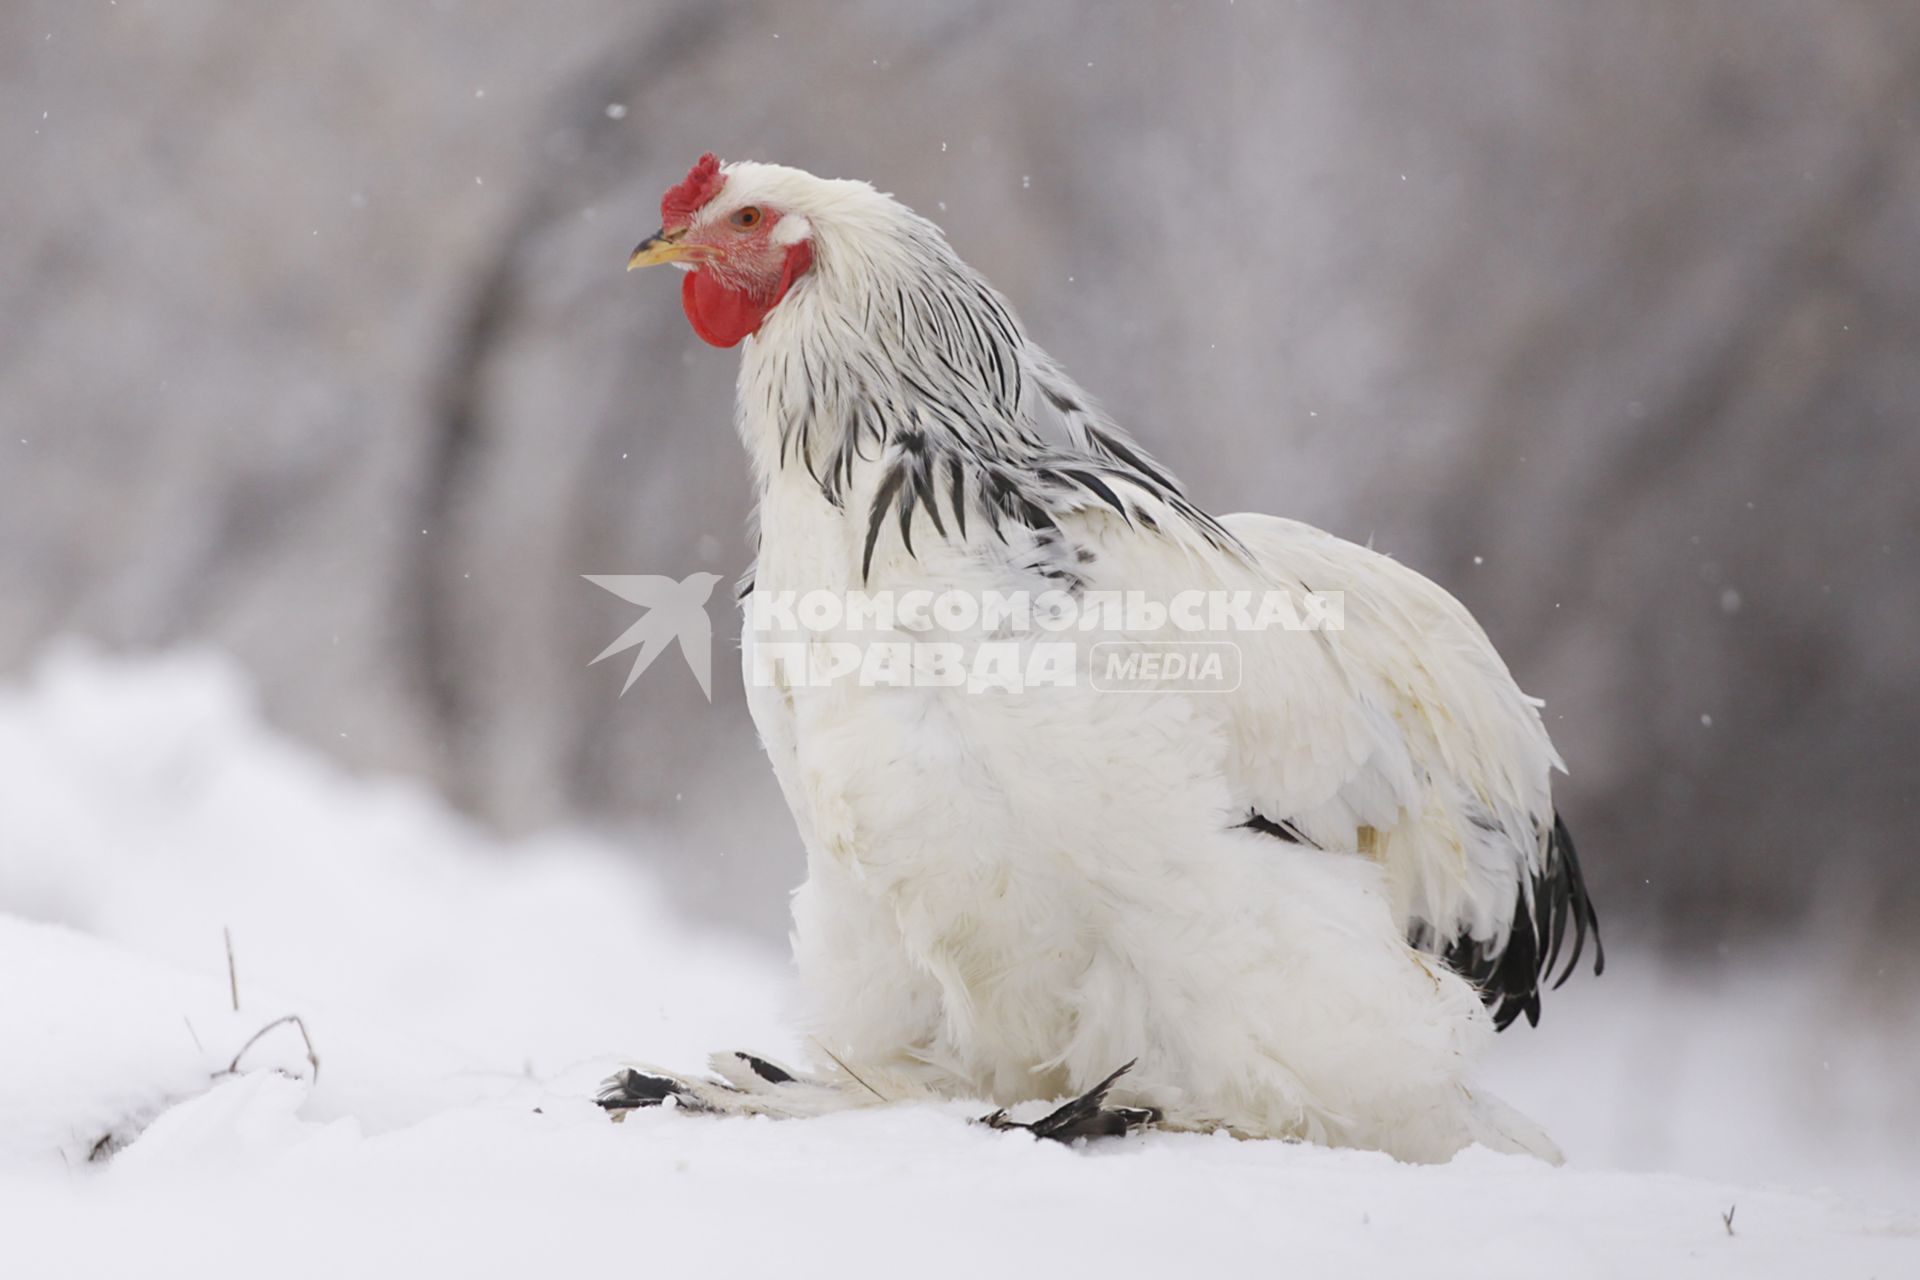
[{"x1": 0, "y1": 648, "x2": 1912, "y2": 1278}]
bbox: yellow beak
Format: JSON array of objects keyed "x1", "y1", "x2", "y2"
[{"x1": 627, "y1": 228, "x2": 705, "y2": 271}]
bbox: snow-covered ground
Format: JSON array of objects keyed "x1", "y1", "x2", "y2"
[{"x1": 2, "y1": 648, "x2": 1915, "y2": 1277}]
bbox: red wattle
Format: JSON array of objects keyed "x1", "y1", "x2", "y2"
[
  {"x1": 681, "y1": 270, "x2": 764, "y2": 348},
  {"x1": 679, "y1": 241, "x2": 815, "y2": 349}
]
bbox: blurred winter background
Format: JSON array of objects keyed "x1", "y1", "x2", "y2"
[{"x1": 4, "y1": 0, "x2": 1919, "y2": 1223}]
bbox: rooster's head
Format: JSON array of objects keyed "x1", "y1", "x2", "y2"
[{"x1": 628, "y1": 153, "x2": 823, "y2": 349}]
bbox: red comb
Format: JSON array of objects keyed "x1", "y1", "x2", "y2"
[{"x1": 661, "y1": 153, "x2": 726, "y2": 230}]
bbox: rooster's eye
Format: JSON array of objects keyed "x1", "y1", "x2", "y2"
[{"x1": 729, "y1": 206, "x2": 763, "y2": 230}]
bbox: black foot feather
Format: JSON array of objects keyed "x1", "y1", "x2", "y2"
[
  {"x1": 981, "y1": 1061, "x2": 1160, "y2": 1142},
  {"x1": 596, "y1": 1068, "x2": 718, "y2": 1115}
]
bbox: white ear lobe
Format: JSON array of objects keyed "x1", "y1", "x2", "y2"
[{"x1": 772, "y1": 214, "x2": 813, "y2": 246}]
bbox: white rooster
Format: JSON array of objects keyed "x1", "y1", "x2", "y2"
[{"x1": 604, "y1": 154, "x2": 1601, "y2": 1162}]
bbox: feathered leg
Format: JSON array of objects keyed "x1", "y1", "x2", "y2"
[{"x1": 597, "y1": 1053, "x2": 1159, "y2": 1143}]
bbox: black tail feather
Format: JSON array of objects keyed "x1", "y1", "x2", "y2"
[{"x1": 1438, "y1": 814, "x2": 1603, "y2": 1031}]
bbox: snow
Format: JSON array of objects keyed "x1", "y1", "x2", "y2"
[{"x1": 2, "y1": 647, "x2": 1916, "y2": 1278}]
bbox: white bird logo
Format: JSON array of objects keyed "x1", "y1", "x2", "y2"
[{"x1": 584, "y1": 572, "x2": 722, "y2": 699}]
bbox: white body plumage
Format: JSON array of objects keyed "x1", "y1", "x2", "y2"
[{"x1": 624, "y1": 160, "x2": 1600, "y2": 1162}]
